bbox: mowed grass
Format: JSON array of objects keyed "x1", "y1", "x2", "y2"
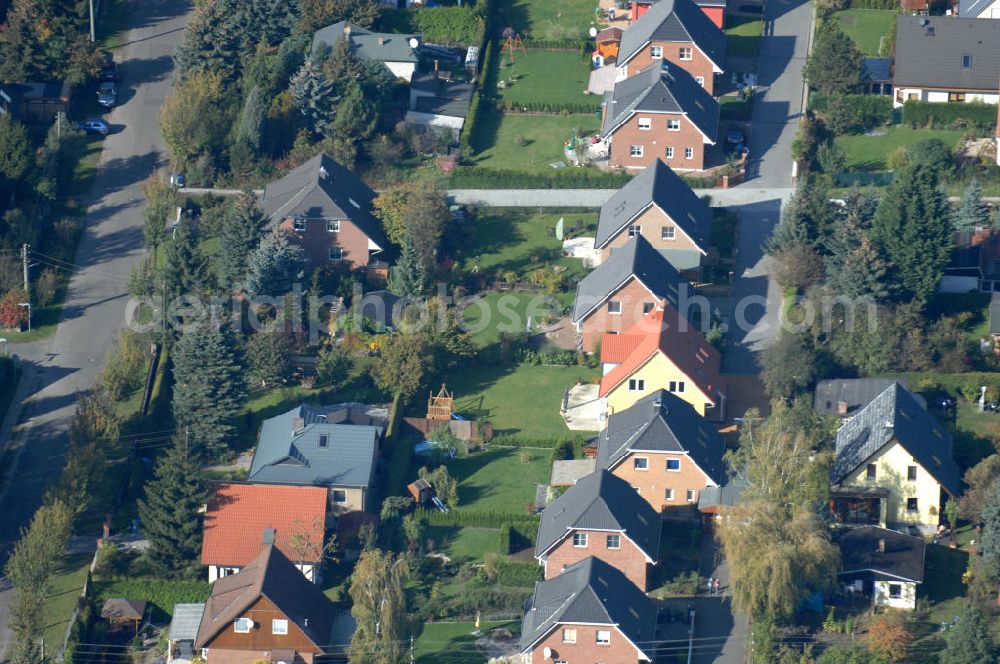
[
  {"x1": 834, "y1": 9, "x2": 897, "y2": 56},
  {"x1": 834, "y1": 127, "x2": 964, "y2": 171},
  {"x1": 509, "y1": 0, "x2": 597, "y2": 40},
  {"x1": 424, "y1": 525, "x2": 503, "y2": 563},
  {"x1": 445, "y1": 447, "x2": 551, "y2": 512},
  {"x1": 42, "y1": 553, "x2": 92, "y2": 652},
  {"x1": 472, "y1": 112, "x2": 600, "y2": 172},
  {"x1": 463, "y1": 292, "x2": 569, "y2": 346},
  {"x1": 449, "y1": 364, "x2": 599, "y2": 436},
  {"x1": 414, "y1": 621, "x2": 519, "y2": 664},
  {"x1": 496, "y1": 50, "x2": 595, "y2": 107},
  {"x1": 725, "y1": 16, "x2": 763, "y2": 59}
]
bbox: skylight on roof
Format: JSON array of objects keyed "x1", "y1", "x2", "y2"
[{"x1": 349, "y1": 198, "x2": 361, "y2": 209}]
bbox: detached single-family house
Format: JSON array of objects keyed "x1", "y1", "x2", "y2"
[
  {"x1": 959, "y1": 0, "x2": 1000, "y2": 20},
  {"x1": 834, "y1": 526, "x2": 925, "y2": 610},
  {"x1": 405, "y1": 71, "x2": 475, "y2": 137},
  {"x1": 595, "y1": 158, "x2": 712, "y2": 275},
  {"x1": 519, "y1": 557, "x2": 658, "y2": 664},
  {"x1": 942, "y1": 227, "x2": 1000, "y2": 293},
  {"x1": 248, "y1": 404, "x2": 384, "y2": 516},
  {"x1": 261, "y1": 154, "x2": 387, "y2": 272},
  {"x1": 602, "y1": 61, "x2": 719, "y2": 171},
  {"x1": 571, "y1": 235, "x2": 688, "y2": 352},
  {"x1": 830, "y1": 383, "x2": 960, "y2": 532},
  {"x1": 201, "y1": 483, "x2": 328, "y2": 583},
  {"x1": 598, "y1": 390, "x2": 725, "y2": 513},
  {"x1": 813, "y1": 377, "x2": 915, "y2": 418},
  {"x1": 631, "y1": 0, "x2": 727, "y2": 30},
  {"x1": 599, "y1": 308, "x2": 726, "y2": 420},
  {"x1": 194, "y1": 543, "x2": 350, "y2": 664},
  {"x1": 617, "y1": 0, "x2": 726, "y2": 94},
  {"x1": 892, "y1": 16, "x2": 1000, "y2": 107},
  {"x1": 535, "y1": 470, "x2": 662, "y2": 589},
  {"x1": 312, "y1": 21, "x2": 420, "y2": 81}
]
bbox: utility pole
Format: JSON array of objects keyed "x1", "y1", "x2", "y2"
[
  {"x1": 89, "y1": 0, "x2": 96, "y2": 42},
  {"x1": 21, "y1": 243, "x2": 28, "y2": 293}
]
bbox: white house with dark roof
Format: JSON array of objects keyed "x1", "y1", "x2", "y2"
[
  {"x1": 892, "y1": 16, "x2": 1000, "y2": 107},
  {"x1": 312, "y1": 21, "x2": 421, "y2": 81},
  {"x1": 834, "y1": 526, "x2": 925, "y2": 610}
]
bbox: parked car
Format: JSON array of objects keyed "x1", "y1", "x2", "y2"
[
  {"x1": 97, "y1": 82, "x2": 117, "y2": 108},
  {"x1": 77, "y1": 118, "x2": 110, "y2": 136},
  {"x1": 101, "y1": 53, "x2": 118, "y2": 82}
]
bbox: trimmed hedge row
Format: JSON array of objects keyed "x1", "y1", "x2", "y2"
[
  {"x1": 450, "y1": 166, "x2": 633, "y2": 188},
  {"x1": 416, "y1": 507, "x2": 541, "y2": 528},
  {"x1": 495, "y1": 99, "x2": 601, "y2": 115},
  {"x1": 848, "y1": 0, "x2": 898, "y2": 8},
  {"x1": 810, "y1": 93, "x2": 892, "y2": 133},
  {"x1": 902, "y1": 99, "x2": 997, "y2": 130},
  {"x1": 491, "y1": 433, "x2": 587, "y2": 448},
  {"x1": 496, "y1": 561, "x2": 544, "y2": 587},
  {"x1": 522, "y1": 39, "x2": 590, "y2": 50},
  {"x1": 460, "y1": 39, "x2": 494, "y2": 156},
  {"x1": 903, "y1": 372, "x2": 1000, "y2": 403}
]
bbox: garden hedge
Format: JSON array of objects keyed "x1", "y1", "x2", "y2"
[
  {"x1": 848, "y1": 0, "x2": 899, "y2": 8},
  {"x1": 450, "y1": 166, "x2": 633, "y2": 188},
  {"x1": 495, "y1": 561, "x2": 544, "y2": 587},
  {"x1": 810, "y1": 93, "x2": 892, "y2": 134},
  {"x1": 416, "y1": 507, "x2": 541, "y2": 528},
  {"x1": 902, "y1": 100, "x2": 997, "y2": 131},
  {"x1": 902, "y1": 372, "x2": 1000, "y2": 402},
  {"x1": 522, "y1": 39, "x2": 590, "y2": 50},
  {"x1": 490, "y1": 433, "x2": 587, "y2": 449},
  {"x1": 495, "y1": 99, "x2": 601, "y2": 115}
]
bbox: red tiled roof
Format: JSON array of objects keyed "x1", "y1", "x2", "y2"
[
  {"x1": 201, "y1": 483, "x2": 328, "y2": 567},
  {"x1": 600, "y1": 332, "x2": 645, "y2": 364},
  {"x1": 598, "y1": 308, "x2": 723, "y2": 401}
]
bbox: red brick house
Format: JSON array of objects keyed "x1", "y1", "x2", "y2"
[
  {"x1": 194, "y1": 543, "x2": 349, "y2": 664},
  {"x1": 631, "y1": 0, "x2": 727, "y2": 30},
  {"x1": 617, "y1": 0, "x2": 726, "y2": 94},
  {"x1": 201, "y1": 483, "x2": 328, "y2": 583},
  {"x1": 260, "y1": 154, "x2": 387, "y2": 271},
  {"x1": 519, "y1": 557, "x2": 657, "y2": 664},
  {"x1": 534, "y1": 470, "x2": 661, "y2": 589},
  {"x1": 571, "y1": 234, "x2": 688, "y2": 352},
  {"x1": 602, "y1": 61, "x2": 719, "y2": 171},
  {"x1": 597, "y1": 390, "x2": 726, "y2": 514}
]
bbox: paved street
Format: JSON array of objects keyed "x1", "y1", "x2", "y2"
[{"x1": 0, "y1": 0, "x2": 190, "y2": 655}]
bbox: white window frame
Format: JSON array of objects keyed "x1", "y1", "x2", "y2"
[
  {"x1": 662, "y1": 226, "x2": 676, "y2": 241},
  {"x1": 272, "y1": 619, "x2": 288, "y2": 635},
  {"x1": 664, "y1": 488, "x2": 674, "y2": 500},
  {"x1": 608, "y1": 300, "x2": 622, "y2": 315},
  {"x1": 650, "y1": 45, "x2": 663, "y2": 59},
  {"x1": 627, "y1": 224, "x2": 641, "y2": 238},
  {"x1": 629, "y1": 144, "x2": 644, "y2": 158},
  {"x1": 329, "y1": 246, "x2": 344, "y2": 261},
  {"x1": 679, "y1": 46, "x2": 693, "y2": 61},
  {"x1": 665, "y1": 146, "x2": 674, "y2": 159},
  {"x1": 234, "y1": 618, "x2": 252, "y2": 634},
  {"x1": 293, "y1": 218, "x2": 306, "y2": 232},
  {"x1": 332, "y1": 489, "x2": 347, "y2": 503},
  {"x1": 628, "y1": 378, "x2": 645, "y2": 392},
  {"x1": 572, "y1": 532, "x2": 588, "y2": 548},
  {"x1": 684, "y1": 147, "x2": 694, "y2": 159},
  {"x1": 606, "y1": 534, "x2": 621, "y2": 550},
  {"x1": 637, "y1": 117, "x2": 652, "y2": 131},
  {"x1": 907, "y1": 466, "x2": 917, "y2": 481},
  {"x1": 695, "y1": 76, "x2": 705, "y2": 87},
  {"x1": 667, "y1": 118, "x2": 680, "y2": 132},
  {"x1": 687, "y1": 489, "x2": 697, "y2": 503},
  {"x1": 888, "y1": 583, "x2": 902, "y2": 599},
  {"x1": 327, "y1": 219, "x2": 341, "y2": 233},
  {"x1": 562, "y1": 628, "x2": 577, "y2": 644},
  {"x1": 666, "y1": 458, "x2": 681, "y2": 472},
  {"x1": 633, "y1": 456, "x2": 649, "y2": 471},
  {"x1": 596, "y1": 630, "x2": 611, "y2": 645},
  {"x1": 906, "y1": 498, "x2": 918, "y2": 513}
]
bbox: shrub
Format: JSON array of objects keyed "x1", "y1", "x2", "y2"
[
  {"x1": 490, "y1": 433, "x2": 586, "y2": 449},
  {"x1": 495, "y1": 561, "x2": 543, "y2": 587},
  {"x1": 902, "y1": 99, "x2": 997, "y2": 131},
  {"x1": 498, "y1": 524, "x2": 511, "y2": 553},
  {"x1": 497, "y1": 99, "x2": 601, "y2": 115},
  {"x1": 450, "y1": 166, "x2": 632, "y2": 189},
  {"x1": 654, "y1": 571, "x2": 701, "y2": 597},
  {"x1": 848, "y1": 0, "x2": 897, "y2": 7},
  {"x1": 95, "y1": 577, "x2": 210, "y2": 621},
  {"x1": 817, "y1": 141, "x2": 847, "y2": 173},
  {"x1": 34, "y1": 268, "x2": 60, "y2": 307},
  {"x1": 816, "y1": 94, "x2": 892, "y2": 134},
  {"x1": 416, "y1": 507, "x2": 540, "y2": 528}
]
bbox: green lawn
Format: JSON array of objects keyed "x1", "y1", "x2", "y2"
[
  {"x1": 448, "y1": 363, "x2": 599, "y2": 436},
  {"x1": 508, "y1": 0, "x2": 598, "y2": 40},
  {"x1": 720, "y1": 95, "x2": 752, "y2": 121},
  {"x1": 725, "y1": 16, "x2": 763, "y2": 59},
  {"x1": 425, "y1": 526, "x2": 503, "y2": 563},
  {"x1": 834, "y1": 9, "x2": 897, "y2": 57},
  {"x1": 834, "y1": 127, "x2": 965, "y2": 171},
  {"x1": 414, "y1": 621, "x2": 519, "y2": 664},
  {"x1": 445, "y1": 447, "x2": 552, "y2": 512},
  {"x1": 463, "y1": 292, "x2": 572, "y2": 347},
  {"x1": 472, "y1": 112, "x2": 600, "y2": 172},
  {"x1": 42, "y1": 553, "x2": 91, "y2": 652},
  {"x1": 496, "y1": 49, "x2": 595, "y2": 108}
]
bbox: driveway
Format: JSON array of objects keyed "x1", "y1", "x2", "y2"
[{"x1": 0, "y1": 0, "x2": 191, "y2": 655}]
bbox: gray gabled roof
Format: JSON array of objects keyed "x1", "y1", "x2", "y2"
[
  {"x1": 813, "y1": 377, "x2": 913, "y2": 418},
  {"x1": 597, "y1": 389, "x2": 725, "y2": 484},
  {"x1": 596, "y1": 158, "x2": 711, "y2": 250},
  {"x1": 312, "y1": 21, "x2": 420, "y2": 64},
  {"x1": 893, "y1": 16, "x2": 1000, "y2": 93},
  {"x1": 863, "y1": 57, "x2": 891, "y2": 83},
  {"x1": 571, "y1": 235, "x2": 686, "y2": 323},
  {"x1": 534, "y1": 470, "x2": 661, "y2": 560},
  {"x1": 519, "y1": 557, "x2": 656, "y2": 654},
  {"x1": 835, "y1": 526, "x2": 925, "y2": 583},
  {"x1": 619, "y1": 0, "x2": 726, "y2": 68},
  {"x1": 248, "y1": 404, "x2": 383, "y2": 489},
  {"x1": 602, "y1": 61, "x2": 719, "y2": 142},
  {"x1": 832, "y1": 383, "x2": 960, "y2": 495},
  {"x1": 168, "y1": 604, "x2": 206, "y2": 642},
  {"x1": 959, "y1": 0, "x2": 995, "y2": 18},
  {"x1": 260, "y1": 154, "x2": 386, "y2": 249}
]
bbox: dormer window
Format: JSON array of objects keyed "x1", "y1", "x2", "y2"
[{"x1": 293, "y1": 219, "x2": 306, "y2": 232}]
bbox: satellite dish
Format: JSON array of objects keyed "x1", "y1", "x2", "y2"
[
  {"x1": 409, "y1": 37, "x2": 420, "y2": 49},
  {"x1": 589, "y1": 26, "x2": 598, "y2": 37},
  {"x1": 543, "y1": 647, "x2": 552, "y2": 659}
]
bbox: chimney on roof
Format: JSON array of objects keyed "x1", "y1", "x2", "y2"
[
  {"x1": 837, "y1": 401, "x2": 848, "y2": 416},
  {"x1": 292, "y1": 416, "x2": 305, "y2": 432},
  {"x1": 343, "y1": 24, "x2": 352, "y2": 35},
  {"x1": 877, "y1": 538, "x2": 886, "y2": 554},
  {"x1": 263, "y1": 528, "x2": 276, "y2": 545},
  {"x1": 318, "y1": 165, "x2": 328, "y2": 179},
  {"x1": 378, "y1": 36, "x2": 386, "y2": 45}
]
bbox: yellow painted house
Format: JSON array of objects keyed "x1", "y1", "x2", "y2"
[
  {"x1": 830, "y1": 383, "x2": 960, "y2": 532},
  {"x1": 598, "y1": 309, "x2": 726, "y2": 421}
]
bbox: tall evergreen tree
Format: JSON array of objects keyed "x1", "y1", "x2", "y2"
[
  {"x1": 172, "y1": 319, "x2": 247, "y2": 459},
  {"x1": 768, "y1": 176, "x2": 837, "y2": 253},
  {"x1": 940, "y1": 604, "x2": 999, "y2": 664},
  {"x1": 825, "y1": 198, "x2": 889, "y2": 301},
  {"x1": 979, "y1": 478, "x2": 1000, "y2": 578},
  {"x1": 872, "y1": 163, "x2": 952, "y2": 304},
  {"x1": 174, "y1": 1, "x2": 242, "y2": 82},
  {"x1": 244, "y1": 228, "x2": 307, "y2": 297},
  {"x1": 955, "y1": 179, "x2": 991, "y2": 230},
  {"x1": 349, "y1": 549, "x2": 409, "y2": 664},
  {"x1": 238, "y1": 86, "x2": 267, "y2": 154},
  {"x1": 164, "y1": 218, "x2": 209, "y2": 297},
  {"x1": 803, "y1": 23, "x2": 864, "y2": 95},
  {"x1": 246, "y1": 323, "x2": 292, "y2": 387},
  {"x1": 290, "y1": 58, "x2": 338, "y2": 136},
  {"x1": 388, "y1": 236, "x2": 426, "y2": 296},
  {"x1": 217, "y1": 194, "x2": 266, "y2": 292},
  {"x1": 137, "y1": 440, "x2": 208, "y2": 577}
]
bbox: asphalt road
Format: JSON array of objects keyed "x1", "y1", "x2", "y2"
[{"x1": 0, "y1": 0, "x2": 191, "y2": 655}]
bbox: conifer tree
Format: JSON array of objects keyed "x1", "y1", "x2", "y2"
[
  {"x1": 388, "y1": 236, "x2": 426, "y2": 297},
  {"x1": 955, "y1": 178, "x2": 991, "y2": 230},
  {"x1": 164, "y1": 218, "x2": 209, "y2": 297},
  {"x1": 290, "y1": 58, "x2": 338, "y2": 136},
  {"x1": 940, "y1": 604, "x2": 998, "y2": 664},
  {"x1": 217, "y1": 194, "x2": 266, "y2": 292},
  {"x1": 803, "y1": 23, "x2": 864, "y2": 95},
  {"x1": 172, "y1": 319, "x2": 247, "y2": 459},
  {"x1": 137, "y1": 440, "x2": 208, "y2": 577},
  {"x1": 244, "y1": 228, "x2": 306, "y2": 298},
  {"x1": 825, "y1": 198, "x2": 889, "y2": 301},
  {"x1": 246, "y1": 323, "x2": 292, "y2": 387}
]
